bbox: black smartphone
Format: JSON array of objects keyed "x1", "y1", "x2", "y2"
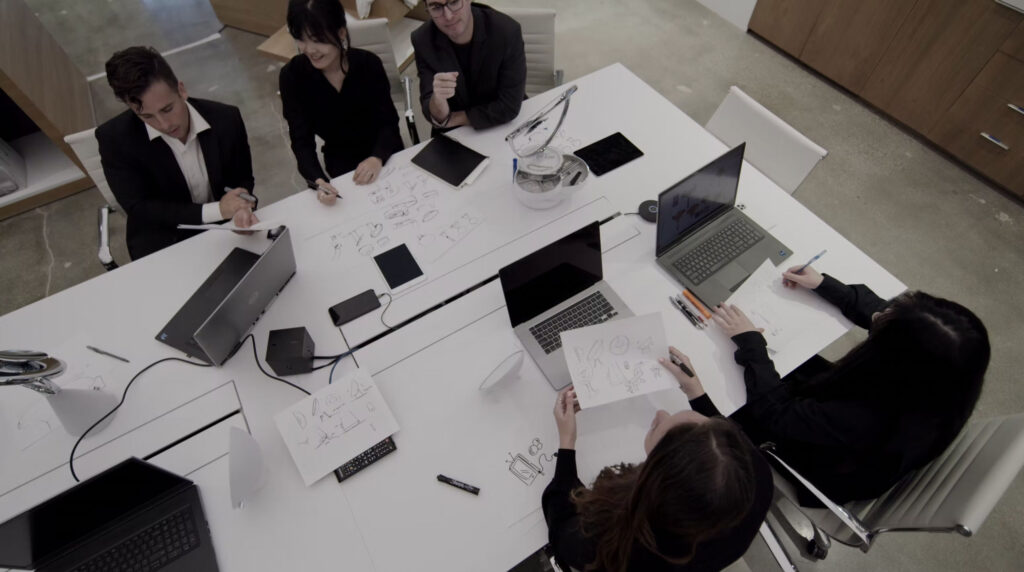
[
  {"x1": 373, "y1": 244, "x2": 426, "y2": 293},
  {"x1": 329, "y1": 290, "x2": 382, "y2": 326}
]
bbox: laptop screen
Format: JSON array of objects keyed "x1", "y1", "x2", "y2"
[
  {"x1": 655, "y1": 143, "x2": 745, "y2": 257},
  {"x1": 0, "y1": 458, "x2": 185, "y2": 568},
  {"x1": 499, "y1": 222, "x2": 602, "y2": 327}
]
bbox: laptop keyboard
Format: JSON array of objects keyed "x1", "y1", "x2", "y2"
[
  {"x1": 671, "y1": 218, "x2": 764, "y2": 284},
  {"x1": 72, "y1": 506, "x2": 200, "y2": 572},
  {"x1": 528, "y1": 291, "x2": 618, "y2": 354}
]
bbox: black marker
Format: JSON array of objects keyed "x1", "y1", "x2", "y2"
[
  {"x1": 437, "y1": 474, "x2": 480, "y2": 495},
  {"x1": 569, "y1": 171, "x2": 582, "y2": 185},
  {"x1": 669, "y1": 354, "x2": 696, "y2": 378}
]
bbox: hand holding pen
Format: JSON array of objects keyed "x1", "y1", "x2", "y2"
[
  {"x1": 659, "y1": 347, "x2": 705, "y2": 400},
  {"x1": 309, "y1": 178, "x2": 341, "y2": 206},
  {"x1": 783, "y1": 250, "x2": 826, "y2": 289}
]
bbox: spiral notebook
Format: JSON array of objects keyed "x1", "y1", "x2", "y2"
[{"x1": 411, "y1": 134, "x2": 490, "y2": 188}]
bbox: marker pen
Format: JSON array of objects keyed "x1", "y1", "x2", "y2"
[{"x1": 437, "y1": 474, "x2": 480, "y2": 495}]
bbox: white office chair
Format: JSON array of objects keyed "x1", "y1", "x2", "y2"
[
  {"x1": 706, "y1": 86, "x2": 827, "y2": 195},
  {"x1": 502, "y1": 8, "x2": 563, "y2": 97},
  {"x1": 764, "y1": 412, "x2": 1024, "y2": 561},
  {"x1": 64, "y1": 129, "x2": 119, "y2": 270},
  {"x1": 347, "y1": 18, "x2": 420, "y2": 144}
]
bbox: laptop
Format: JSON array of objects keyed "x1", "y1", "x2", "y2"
[
  {"x1": 0, "y1": 458, "x2": 218, "y2": 572},
  {"x1": 655, "y1": 143, "x2": 791, "y2": 307},
  {"x1": 157, "y1": 227, "x2": 296, "y2": 365},
  {"x1": 499, "y1": 221, "x2": 633, "y2": 390}
]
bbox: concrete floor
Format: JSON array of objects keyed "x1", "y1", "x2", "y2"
[{"x1": 3, "y1": 0, "x2": 1023, "y2": 570}]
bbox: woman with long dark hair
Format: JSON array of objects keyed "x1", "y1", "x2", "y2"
[
  {"x1": 279, "y1": 0, "x2": 403, "y2": 205},
  {"x1": 542, "y1": 386, "x2": 772, "y2": 572},
  {"x1": 663, "y1": 265, "x2": 991, "y2": 506}
]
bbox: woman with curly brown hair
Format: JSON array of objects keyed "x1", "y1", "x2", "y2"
[{"x1": 541, "y1": 385, "x2": 772, "y2": 572}]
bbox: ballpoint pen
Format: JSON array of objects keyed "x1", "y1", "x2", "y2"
[
  {"x1": 674, "y1": 295, "x2": 706, "y2": 328},
  {"x1": 794, "y1": 249, "x2": 827, "y2": 274},
  {"x1": 669, "y1": 296, "x2": 699, "y2": 328},
  {"x1": 512, "y1": 158, "x2": 518, "y2": 182},
  {"x1": 225, "y1": 187, "x2": 257, "y2": 203}
]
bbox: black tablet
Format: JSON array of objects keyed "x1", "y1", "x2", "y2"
[{"x1": 573, "y1": 132, "x2": 644, "y2": 176}]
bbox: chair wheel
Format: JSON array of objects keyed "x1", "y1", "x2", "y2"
[{"x1": 806, "y1": 539, "x2": 828, "y2": 560}]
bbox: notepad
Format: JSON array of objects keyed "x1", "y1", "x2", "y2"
[{"x1": 410, "y1": 134, "x2": 490, "y2": 188}]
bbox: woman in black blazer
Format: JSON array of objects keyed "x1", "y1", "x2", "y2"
[
  {"x1": 279, "y1": 0, "x2": 403, "y2": 205},
  {"x1": 663, "y1": 265, "x2": 990, "y2": 506},
  {"x1": 542, "y1": 387, "x2": 772, "y2": 572}
]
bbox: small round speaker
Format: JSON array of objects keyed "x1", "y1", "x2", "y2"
[{"x1": 638, "y1": 200, "x2": 658, "y2": 222}]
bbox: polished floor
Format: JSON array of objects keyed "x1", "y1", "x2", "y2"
[{"x1": 4, "y1": 0, "x2": 1024, "y2": 570}]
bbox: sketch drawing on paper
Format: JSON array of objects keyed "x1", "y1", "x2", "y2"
[
  {"x1": 16, "y1": 373, "x2": 108, "y2": 451},
  {"x1": 506, "y1": 437, "x2": 556, "y2": 486}
]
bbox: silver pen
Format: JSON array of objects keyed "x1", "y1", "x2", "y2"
[{"x1": 86, "y1": 345, "x2": 130, "y2": 363}]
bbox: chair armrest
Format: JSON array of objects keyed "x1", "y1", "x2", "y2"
[
  {"x1": 760, "y1": 444, "x2": 872, "y2": 546},
  {"x1": 97, "y1": 206, "x2": 118, "y2": 271}
]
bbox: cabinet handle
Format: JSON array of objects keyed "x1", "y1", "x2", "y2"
[
  {"x1": 980, "y1": 132, "x2": 1009, "y2": 151},
  {"x1": 1009, "y1": 103, "x2": 1024, "y2": 117}
]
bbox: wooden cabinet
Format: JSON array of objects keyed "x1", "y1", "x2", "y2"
[{"x1": 748, "y1": 0, "x2": 825, "y2": 58}]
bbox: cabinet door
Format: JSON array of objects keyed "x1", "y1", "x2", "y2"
[
  {"x1": 1001, "y1": 20, "x2": 1024, "y2": 61},
  {"x1": 861, "y1": 0, "x2": 1021, "y2": 135},
  {"x1": 799, "y1": 0, "x2": 917, "y2": 93},
  {"x1": 931, "y1": 53, "x2": 1024, "y2": 197},
  {"x1": 748, "y1": 0, "x2": 826, "y2": 58}
]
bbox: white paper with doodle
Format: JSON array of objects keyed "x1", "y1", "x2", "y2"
[
  {"x1": 274, "y1": 369, "x2": 399, "y2": 486},
  {"x1": 560, "y1": 313, "x2": 674, "y2": 409}
]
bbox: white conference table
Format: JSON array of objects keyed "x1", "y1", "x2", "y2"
[{"x1": 0, "y1": 63, "x2": 904, "y2": 571}]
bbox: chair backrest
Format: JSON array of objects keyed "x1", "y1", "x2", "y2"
[
  {"x1": 64, "y1": 128, "x2": 119, "y2": 210},
  {"x1": 849, "y1": 412, "x2": 1024, "y2": 538},
  {"x1": 502, "y1": 8, "x2": 556, "y2": 97},
  {"x1": 347, "y1": 18, "x2": 403, "y2": 100},
  {"x1": 705, "y1": 86, "x2": 827, "y2": 194}
]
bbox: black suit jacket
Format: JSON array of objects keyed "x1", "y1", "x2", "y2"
[
  {"x1": 412, "y1": 3, "x2": 526, "y2": 134},
  {"x1": 96, "y1": 98, "x2": 254, "y2": 260}
]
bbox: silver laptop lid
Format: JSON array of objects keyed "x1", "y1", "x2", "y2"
[
  {"x1": 194, "y1": 228, "x2": 296, "y2": 365},
  {"x1": 655, "y1": 143, "x2": 745, "y2": 257}
]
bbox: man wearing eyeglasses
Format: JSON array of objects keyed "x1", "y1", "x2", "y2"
[{"x1": 412, "y1": 1, "x2": 526, "y2": 135}]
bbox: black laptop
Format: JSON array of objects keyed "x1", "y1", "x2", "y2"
[
  {"x1": 0, "y1": 458, "x2": 218, "y2": 572},
  {"x1": 655, "y1": 144, "x2": 791, "y2": 307},
  {"x1": 157, "y1": 227, "x2": 296, "y2": 365}
]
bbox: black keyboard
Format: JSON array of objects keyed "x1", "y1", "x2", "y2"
[
  {"x1": 528, "y1": 291, "x2": 618, "y2": 354},
  {"x1": 72, "y1": 507, "x2": 200, "y2": 572},
  {"x1": 671, "y1": 218, "x2": 764, "y2": 284},
  {"x1": 336, "y1": 436, "x2": 397, "y2": 482}
]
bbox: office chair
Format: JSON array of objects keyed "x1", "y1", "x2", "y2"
[
  {"x1": 347, "y1": 17, "x2": 420, "y2": 145},
  {"x1": 706, "y1": 86, "x2": 827, "y2": 194},
  {"x1": 64, "y1": 128, "x2": 119, "y2": 271},
  {"x1": 503, "y1": 8, "x2": 564, "y2": 97},
  {"x1": 762, "y1": 412, "x2": 1024, "y2": 561}
]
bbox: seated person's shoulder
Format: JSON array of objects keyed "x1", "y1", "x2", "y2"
[
  {"x1": 410, "y1": 18, "x2": 435, "y2": 47},
  {"x1": 189, "y1": 97, "x2": 244, "y2": 126},
  {"x1": 480, "y1": 5, "x2": 523, "y2": 40},
  {"x1": 95, "y1": 108, "x2": 141, "y2": 145}
]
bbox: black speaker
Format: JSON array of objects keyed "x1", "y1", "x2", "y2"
[{"x1": 266, "y1": 327, "x2": 315, "y2": 376}]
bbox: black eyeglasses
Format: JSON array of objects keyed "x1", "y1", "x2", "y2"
[{"x1": 427, "y1": 0, "x2": 464, "y2": 17}]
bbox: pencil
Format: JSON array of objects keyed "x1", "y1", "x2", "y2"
[{"x1": 682, "y1": 290, "x2": 712, "y2": 319}]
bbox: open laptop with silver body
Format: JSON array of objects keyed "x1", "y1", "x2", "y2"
[
  {"x1": 157, "y1": 227, "x2": 296, "y2": 365},
  {"x1": 499, "y1": 222, "x2": 633, "y2": 390},
  {"x1": 655, "y1": 144, "x2": 791, "y2": 307}
]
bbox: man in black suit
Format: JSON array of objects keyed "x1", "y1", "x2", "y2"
[
  {"x1": 412, "y1": 1, "x2": 526, "y2": 135},
  {"x1": 97, "y1": 46, "x2": 258, "y2": 260}
]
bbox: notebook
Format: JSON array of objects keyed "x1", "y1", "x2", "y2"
[{"x1": 410, "y1": 135, "x2": 489, "y2": 188}]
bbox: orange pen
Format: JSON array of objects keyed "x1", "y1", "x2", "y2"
[{"x1": 681, "y1": 289, "x2": 712, "y2": 319}]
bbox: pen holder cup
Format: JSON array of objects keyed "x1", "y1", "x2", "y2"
[{"x1": 512, "y1": 154, "x2": 589, "y2": 210}]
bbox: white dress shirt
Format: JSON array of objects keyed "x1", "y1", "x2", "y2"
[{"x1": 145, "y1": 101, "x2": 223, "y2": 223}]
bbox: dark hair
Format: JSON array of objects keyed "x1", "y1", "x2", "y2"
[
  {"x1": 105, "y1": 46, "x2": 179, "y2": 109},
  {"x1": 795, "y1": 291, "x2": 990, "y2": 466},
  {"x1": 287, "y1": 0, "x2": 348, "y2": 53},
  {"x1": 571, "y1": 418, "x2": 758, "y2": 572}
]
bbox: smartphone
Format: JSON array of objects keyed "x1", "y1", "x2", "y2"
[
  {"x1": 329, "y1": 289, "x2": 381, "y2": 327},
  {"x1": 373, "y1": 244, "x2": 426, "y2": 293}
]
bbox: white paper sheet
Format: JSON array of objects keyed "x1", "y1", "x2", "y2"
[
  {"x1": 725, "y1": 259, "x2": 826, "y2": 355},
  {"x1": 274, "y1": 369, "x2": 399, "y2": 486},
  {"x1": 560, "y1": 313, "x2": 675, "y2": 409}
]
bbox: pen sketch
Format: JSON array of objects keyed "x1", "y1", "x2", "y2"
[
  {"x1": 307, "y1": 164, "x2": 484, "y2": 262},
  {"x1": 562, "y1": 313, "x2": 674, "y2": 409},
  {"x1": 15, "y1": 371, "x2": 108, "y2": 451},
  {"x1": 506, "y1": 437, "x2": 556, "y2": 486}
]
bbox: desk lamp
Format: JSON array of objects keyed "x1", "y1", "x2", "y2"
[
  {"x1": 1, "y1": 350, "x2": 117, "y2": 436},
  {"x1": 505, "y1": 85, "x2": 589, "y2": 208}
]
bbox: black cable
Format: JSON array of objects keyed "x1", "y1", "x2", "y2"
[
  {"x1": 311, "y1": 360, "x2": 336, "y2": 372},
  {"x1": 69, "y1": 356, "x2": 211, "y2": 482},
  {"x1": 378, "y1": 292, "x2": 395, "y2": 329},
  {"x1": 245, "y1": 334, "x2": 311, "y2": 396}
]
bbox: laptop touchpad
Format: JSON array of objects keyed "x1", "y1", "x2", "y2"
[{"x1": 716, "y1": 263, "x2": 749, "y2": 292}]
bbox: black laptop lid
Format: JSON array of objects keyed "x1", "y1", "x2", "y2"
[
  {"x1": 499, "y1": 222, "x2": 602, "y2": 327},
  {"x1": 0, "y1": 458, "x2": 186, "y2": 568},
  {"x1": 655, "y1": 143, "x2": 745, "y2": 257}
]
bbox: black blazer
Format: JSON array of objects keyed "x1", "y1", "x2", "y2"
[
  {"x1": 96, "y1": 98, "x2": 254, "y2": 260},
  {"x1": 412, "y1": 3, "x2": 526, "y2": 134},
  {"x1": 279, "y1": 48, "x2": 403, "y2": 183}
]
